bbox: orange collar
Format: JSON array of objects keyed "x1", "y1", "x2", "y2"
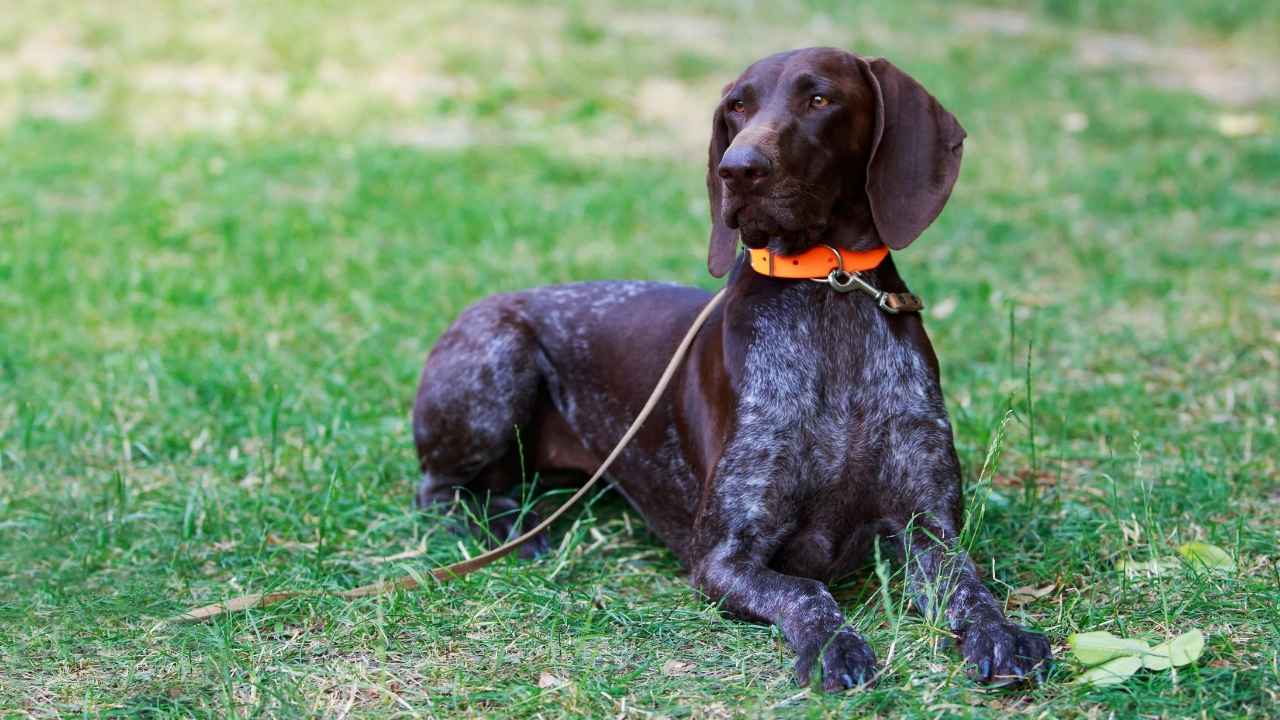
[{"x1": 748, "y1": 243, "x2": 889, "y2": 279}]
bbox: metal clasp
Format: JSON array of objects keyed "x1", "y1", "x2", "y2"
[
  {"x1": 807, "y1": 244, "x2": 903, "y2": 313},
  {"x1": 816, "y1": 268, "x2": 902, "y2": 314},
  {"x1": 825, "y1": 269, "x2": 859, "y2": 293}
]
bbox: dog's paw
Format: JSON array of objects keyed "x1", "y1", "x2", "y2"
[
  {"x1": 489, "y1": 510, "x2": 550, "y2": 559},
  {"x1": 794, "y1": 629, "x2": 878, "y2": 692},
  {"x1": 960, "y1": 619, "x2": 1052, "y2": 686}
]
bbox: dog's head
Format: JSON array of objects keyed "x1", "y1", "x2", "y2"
[{"x1": 706, "y1": 48, "x2": 966, "y2": 277}]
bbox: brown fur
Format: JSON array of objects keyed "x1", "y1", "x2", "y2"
[{"x1": 412, "y1": 48, "x2": 1051, "y2": 691}]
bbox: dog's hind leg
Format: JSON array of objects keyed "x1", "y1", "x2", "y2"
[{"x1": 411, "y1": 297, "x2": 551, "y2": 559}]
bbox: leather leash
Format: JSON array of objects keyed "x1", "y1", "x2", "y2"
[{"x1": 165, "y1": 288, "x2": 728, "y2": 624}]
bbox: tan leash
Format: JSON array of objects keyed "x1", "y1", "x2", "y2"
[{"x1": 166, "y1": 288, "x2": 727, "y2": 624}]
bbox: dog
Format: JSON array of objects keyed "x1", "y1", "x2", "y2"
[{"x1": 412, "y1": 47, "x2": 1052, "y2": 691}]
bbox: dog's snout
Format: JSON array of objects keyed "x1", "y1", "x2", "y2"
[{"x1": 718, "y1": 145, "x2": 771, "y2": 190}]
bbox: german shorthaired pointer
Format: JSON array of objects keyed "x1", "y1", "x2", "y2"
[{"x1": 413, "y1": 47, "x2": 1052, "y2": 690}]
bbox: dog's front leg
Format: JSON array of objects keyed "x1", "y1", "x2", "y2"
[
  {"x1": 692, "y1": 540, "x2": 877, "y2": 691},
  {"x1": 901, "y1": 526, "x2": 1052, "y2": 685},
  {"x1": 884, "y1": 419, "x2": 1052, "y2": 685}
]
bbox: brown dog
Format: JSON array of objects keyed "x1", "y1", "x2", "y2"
[{"x1": 413, "y1": 47, "x2": 1051, "y2": 690}]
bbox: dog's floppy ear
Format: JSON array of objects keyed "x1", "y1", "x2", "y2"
[
  {"x1": 706, "y1": 90, "x2": 737, "y2": 277},
  {"x1": 856, "y1": 57, "x2": 966, "y2": 251}
]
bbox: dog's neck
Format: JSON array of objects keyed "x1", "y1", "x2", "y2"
[
  {"x1": 762, "y1": 222, "x2": 880, "y2": 257},
  {"x1": 827, "y1": 182, "x2": 883, "y2": 252},
  {"x1": 763, "y1": 186, "x2": 883, "y2": 256},
  {"x1": 826, "y1": 221, "x2": 883, "y2": 252}
]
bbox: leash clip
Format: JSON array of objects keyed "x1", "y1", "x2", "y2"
[
  {"x1": 809, "y1": 243, "x2": 915, "y2": 314},
  {"x1": 820, "y1": 269, "x2": 902, "y2": 314}
]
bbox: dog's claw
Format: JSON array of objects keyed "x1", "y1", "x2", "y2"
[
  {"x1": 962, "y1": 619, "x2": 1053, "y2": 687},
  {"x1": 802, "y1": 629, "x2": 877, "y2": 692}
]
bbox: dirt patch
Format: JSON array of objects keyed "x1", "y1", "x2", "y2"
[
  {"x1": 955, "y1": 9, "x2": 1034, "y2": 36},
  {"x1": 369, "y1": 55, "x2": 471, "y2": 107},
  {"x1": 612, "y1": 10, "x2": 729, "y2": 52},
  {"x1": 635, "y1": 77, "x2": 718, "y2": 153},
  {"x1": 956, "y1": 9, "x2": 1279, "y2": 105},
  {"x1": 134, "y1": 63, "x2": 287, "y2": 101},
  {"x1": 25, "y1": 92, "x2": 100, "y2": 123},
  {"x1": 8, "y1": 27, "x2": 95, "y2": 80},
  {"x1": 610, "y1": 7, "x2": 884, "y2": 64},
  {"x1": 388, "y1": 119, "x2": 475, "y2": 150},
  {"x1": 1076, "y1": 32, "x2": 1280, "y2": 105}
]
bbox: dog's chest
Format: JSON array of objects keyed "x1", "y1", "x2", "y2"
[
  {"x1": 736, "y1": 303, "x2": 880, "y2": 473},
  {"x1": 717, "y1": 290, "x2": 940, "y2": 524}
]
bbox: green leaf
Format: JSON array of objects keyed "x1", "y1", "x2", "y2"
[
  {"x1": 1178, "y1": 542, "x2": 1235, "y2": 571},
  {"x1": 1142, "y1": 629, "x2": 1206, "y2": 670},
  {"x1": 1068, "y1": 631, "x2": 1150, "y2": 666},
  {"x1": 1074, "y1": 655, "x2": 1143, "y2": 686}
]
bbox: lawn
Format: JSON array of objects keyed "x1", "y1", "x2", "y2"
[{"x1": 1, "y1": 0, "x2": 1278, "y2": 717}]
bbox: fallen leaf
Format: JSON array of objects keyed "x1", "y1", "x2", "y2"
[
  {"x1": 1178, "y1": 542, "x2": 1235, "y2": 572},
  {"x1": 1061, "y1": 111, "x2": 1089, "y2": 133},
  {"x1": 1215, "y1": 113, "x2": 1264, "y2": 138},
  {"x1": 1115, "y1": 556, "x2": 1179, "y2": 577},
  {"x1": 1068, "y1": 630, "x2": 1149, "y2": 666},
  {"x1": 266, "y1": 533, "x2": 317, "y2": 551},
  {"x1": 1074, "y1": 655, "x2": 1142, "y2": 686},
  {"x1": 1142, "y1": 629, "x2": 1205, "y2": 670},
  {"x1": 929, "y1": 296, "x2": 958, "y2": 320},
  {"x1": 662, "y1": 659, "x2": 694, "y2": 676},
  {"x1": 1007, "y1": 583, "x2": 1055, "y2": 607}
]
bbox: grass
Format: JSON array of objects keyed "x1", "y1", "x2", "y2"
[{"x1": 1, "y1": 0, "x2": 1278, "y2": 717}]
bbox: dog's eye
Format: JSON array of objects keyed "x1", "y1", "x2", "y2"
[
  {"x1": 730, "y1": 100, "x2": 746, "y2": 114},
  {"x1": 809, "y1": 94, "x2": 830, "y2": 109}
]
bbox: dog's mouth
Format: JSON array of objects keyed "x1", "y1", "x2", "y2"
[{"x1": 725, "y1": 193, "x2": 826, "y2": 252}]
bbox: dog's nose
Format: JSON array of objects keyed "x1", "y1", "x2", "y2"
[{"x1": 718, "y1": 146, "x2": 771, "y2": 190}]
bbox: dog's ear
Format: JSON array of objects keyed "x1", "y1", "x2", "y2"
[
  {"x1": 856, "y1": 57, "x2": 966, "y2": 251},
  {"x1": 706, "y1": 89, "x2": 737, "y2": 277}
]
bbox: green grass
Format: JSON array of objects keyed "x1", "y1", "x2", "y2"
[{"x1": 2, "y1": 0, "x2": 1278, "y2": 717}]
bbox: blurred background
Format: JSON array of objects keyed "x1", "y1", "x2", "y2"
[{"x1": 1, "y1": 1, "x2": 1277, "y2": 716}]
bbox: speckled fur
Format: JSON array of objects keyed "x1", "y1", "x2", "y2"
[{"x1": 411, "y1": 47, "x2": 1051, "y2": 692}]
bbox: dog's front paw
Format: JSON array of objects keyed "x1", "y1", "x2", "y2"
[
  {"x1": 489, "y1": 509, "x2": 550, "y2": 559},
  {"x1": 794, "y1": 629, "x2": 878, "y2": 692},
  {"x1": 960, "y1": 618, "x2": 1052, "y2": 686}
]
